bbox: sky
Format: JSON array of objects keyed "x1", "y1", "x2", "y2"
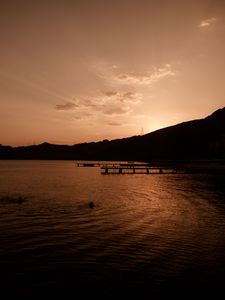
[{"x1": 1, "y1": 0, "x2": 225, "y2": 146}]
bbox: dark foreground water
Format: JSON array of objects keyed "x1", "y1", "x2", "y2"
[{"x1": 0, "y1": 160, "x2": 225, "y2": 297}]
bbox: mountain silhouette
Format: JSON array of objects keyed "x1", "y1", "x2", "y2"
[{"x1": 1, "y1": 107, "x2": 225, "y2": 161}]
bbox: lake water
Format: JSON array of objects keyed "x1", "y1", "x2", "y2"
[{"x1": 0, "y1": 160, "x2": 225, "y2": 297}]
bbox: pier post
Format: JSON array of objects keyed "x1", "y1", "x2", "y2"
[
  {"x1": 147, "y1": 168, "x2": 149, "y2": 174},
  {"x1": 119, "y1": 168, "x2": 122, "y2": 174},
  {"x1": 133, "y1": 168, "x2": 136, "y2": 174},
  {"x1": 159, "y1": 168, "x2": 163, "y2": 174}
]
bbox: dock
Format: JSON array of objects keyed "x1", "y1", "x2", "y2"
[
  {"x1": 101, "y1": 163, "x2": 186, "y2": 175},
  {"x1": 76, "y1": 162, "x2": 102, "y2": 167},
  {"x1": 75, "y1": 161, "x2": 186, "y2": 174},
  {"x1": 75, "y1": 160, "x2": 225, "y2": 174}
]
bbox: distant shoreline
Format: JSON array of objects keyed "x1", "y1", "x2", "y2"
[{"x1": 1, "y1": 107, "x2": 225, "y2": 162}]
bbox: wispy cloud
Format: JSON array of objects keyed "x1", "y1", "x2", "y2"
[
  {"x1": 106, "y1": 121, "x2": 136, "y2": 127},
  {"x1": 92, "y1": 61, "x2": 175, "y2": 87},
  {"x1": 73, "y1": 111, "x2": 92, "y2": 120},
  {"x1": 55, "y1": 90, "x2": 141, "y2": 118},
  {"x1": 107, "y1": 121, "x2": 122, "y2": 126},
  {"x1": 199, "y1": 17, "x2": 217, "y2": 28},
  {"x1": 102, "y1": 91, "x2": 141, "y2": 103},
  {"x1": 114, "y1": 64, "x2": 175, "y2": 85},
  {"x1": 55, "y1": 101, "x2": 78, "y2": 111},
  {"x1": 103, "y1": 105, "x2": 131, "y2": 115}
]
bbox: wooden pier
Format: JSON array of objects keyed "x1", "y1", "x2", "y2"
[
  {"x1": 101, "y1": 164, "x2": 186, "y2": 175},
  {"x1": 76, "y1": 160, "x2": 225, "y2": 174}
]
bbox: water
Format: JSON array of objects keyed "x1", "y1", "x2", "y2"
[{"x1": 0, "y1": 160, "x2": 225, "y2": 297}]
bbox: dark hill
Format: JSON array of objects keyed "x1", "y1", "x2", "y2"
[{"x1": 1, "y1": 107, "x2": 225, "y2": 161}]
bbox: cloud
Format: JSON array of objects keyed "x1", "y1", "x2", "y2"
[
  {"x1": 101, "y1": 91, "x2": 141, "y2": 115},
  {"x1": 76, "y1": 91, "x2": 141, "y2": 115},
  {"x1": 103, "y1": 105, "x2": 131, "y2": 115},
  {"x1": 199, "y1": 17, "x2": 217, "y2": 28},
  {"x1": 104, "y1": 91, "x2": 118, "y2": 97},
  {"x1": 55, "y1": 90, "x2": 140, "y2": 119},
  {"x1": 55, "y1": 98, "x2": 98, "y2": 112},
  {"x1": 107, "y1": 121, "x2": 122, "y2": 126},
  {"x1": 115, "y1": 64, "x2": 175, "y2": 85},
  {"x1": 106, "y1": 121, "x2": 136, "y2": 127},
  {"x1": 73, "y1": 111, "x2": 92, "y2": 120},
  {"x1": 102, "y1": 91, "x2": 142, "y2": 103},
  {"x1": 92, "y1": 61, "x2": 175, "y2": 88},
  {"x1": 55, "y1": 101, "x2": 78, "y2": 111},
  {"x1": 79, "y1": 98, "x2": 98, "y2": 108}
]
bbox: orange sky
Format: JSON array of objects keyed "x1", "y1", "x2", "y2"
[{"x1": 1, "y1": 0, "x2": 225, "y2": 146}]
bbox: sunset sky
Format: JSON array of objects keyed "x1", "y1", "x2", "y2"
[{"x1": 1, "y1": 0, "x2": 225, "y2": 146}]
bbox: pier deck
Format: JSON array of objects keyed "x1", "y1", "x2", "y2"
[
  {"x1": 77, "y1": 162, "x2": 100, "y2": 167},
  {"x1": 101, "y1": 164, "x2": 186, "y2": 175}
]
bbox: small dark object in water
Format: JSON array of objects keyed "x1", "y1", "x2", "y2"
[
  {"x1": 17, "y1": 197, "x2": 24, "y2": 204},
  {"x1": 0, "y1": 196, "x2": 25, "y2": 204},
  {"x1": 89, "y1": 201, "x2": 94, "y2": 208}
]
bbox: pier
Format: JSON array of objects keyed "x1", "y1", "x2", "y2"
[
  {"x1": 76, "y1": 162, "x2": 101, "y2": 167},
  {"x1": 101, "y1": 163, "x2": 186, "y2": 175},
  {"x1": 75, "y1": 161, "x2": 187, "y2": 174},
  {"x1": 75, "y1": 161, "x2": 225, "y2": 175}
]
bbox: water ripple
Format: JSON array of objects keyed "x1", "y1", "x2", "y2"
[{"x1": 0, "y1": 161, "x2": 225, "y2": 296}]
